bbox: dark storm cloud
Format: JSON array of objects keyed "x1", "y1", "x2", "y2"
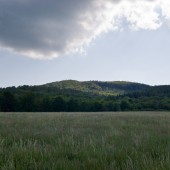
[
  {"x1": 0, "y1": 0, "x2": 168, "y2": 59},
  {"x1": 0, "y1": 0, "x2": 94, "y2": 58}
]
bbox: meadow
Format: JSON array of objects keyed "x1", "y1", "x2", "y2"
[{"x1": 0, "y1": 112, "x2": 170, "y2": 170}]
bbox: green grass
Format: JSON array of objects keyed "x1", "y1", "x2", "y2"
[{"x1": 0, "y1": 112, "x2": 170, "y2": 170}]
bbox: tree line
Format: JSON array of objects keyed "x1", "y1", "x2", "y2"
[{"x1": 1, "y1": 90, "x2": 170, "y2": 112}]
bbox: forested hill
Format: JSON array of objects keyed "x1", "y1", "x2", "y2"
[
  {"x1": 0, "y1": 80, "x2": 170, "y2": 112},
  {"x1": 44, "y1": 80, "x2": 149, "y2": 96},
  {"x1": 0, "y1": 80, "x2": 149, "y2": 97}
]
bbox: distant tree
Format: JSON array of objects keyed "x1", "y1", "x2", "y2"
[
  {"x1": 120, "y1": 99, "x2": 130, "y2": 111},
  {"x1": 52, "y1": 96, "x2": 66, "y2": 111},
  {"x1": 1, "y1": 91, "x2": 17, "y2": 112},
  {"x1": 0, "y1": 93, "x2": 2, "y2": 111},
  {"x1": 159, "y1": 98, "x2": 170, "y2": 110},
  {"x1": 113, "y1": 102, "x2": 121, "y2": 111},
  {"x1": 92, "y1": 101, "x2": 103, "y2": 111},
  {"x1": 103, "y1": 101, "x2": 115, "y2": 111},
  {"x1": 79, "y1": 101, "x2": 90, "y2": 112},
  {"x1": 40, "y1": 96, "x2": 52, "y2": 112},
  {"x1": 19, "y1": 92, "x2": 36, "y2": 112},
  {"x1": 67, "y1": 98, "x2": 79, "y2": 112}
]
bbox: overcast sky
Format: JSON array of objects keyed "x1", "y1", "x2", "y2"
[{"x1": 0, "y1": 0, "x2": 170, "y2": 87}]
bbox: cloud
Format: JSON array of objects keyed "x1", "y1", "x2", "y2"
[{"x1": 0, "y1": 0, "x2": 169, "y2": 59}]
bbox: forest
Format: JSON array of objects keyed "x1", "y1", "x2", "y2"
[{"x1": 0, "y1": 80, "x2": 170, "y2": 112}]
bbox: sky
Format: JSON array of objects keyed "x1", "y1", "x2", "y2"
[{"x1": 0, "y1": 0, "x2": 170, "y2": 87}]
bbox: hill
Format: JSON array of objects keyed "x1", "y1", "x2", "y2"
[
  {"x1": 0, "y1": 80, "x2": 170, "y2": 112},
  {"x1": 44, "y1": 80, "x2": 149, "y2": 96}
]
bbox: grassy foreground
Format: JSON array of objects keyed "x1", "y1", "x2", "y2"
[{"x1": 0, "y1": 112, "x2": 170, "y2": 170}]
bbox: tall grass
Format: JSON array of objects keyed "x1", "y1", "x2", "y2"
[{"x1": 0, "y1": 112, "x2": 170, "y2": 169}]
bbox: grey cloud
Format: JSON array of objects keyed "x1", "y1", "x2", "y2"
[
  {"x1": 0, "y1": 0, "x2": 169, "y2": 59},
  {"x1": 0, "y1": 0, "x2": 95, "y2": 58}
]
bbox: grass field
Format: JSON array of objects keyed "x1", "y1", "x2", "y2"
[{"x1": 0, "y1": 112, "x2": 170, "y2": 170}]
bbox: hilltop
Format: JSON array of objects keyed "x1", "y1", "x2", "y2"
[{"x1": 43, "y1": 80, "x2": 149, "y2": 96}]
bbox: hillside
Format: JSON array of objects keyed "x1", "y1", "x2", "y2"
[
  {"x1": 44, "y1": 80, "x2": 149, "y2": 96},
  {"x1": 1, "y1": 80, "x2": 170, "y2": 112}
]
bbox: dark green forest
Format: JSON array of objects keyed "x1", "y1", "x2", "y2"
[{"x1": 0, "y1": 80, "x2": 170, "y2": 112}]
